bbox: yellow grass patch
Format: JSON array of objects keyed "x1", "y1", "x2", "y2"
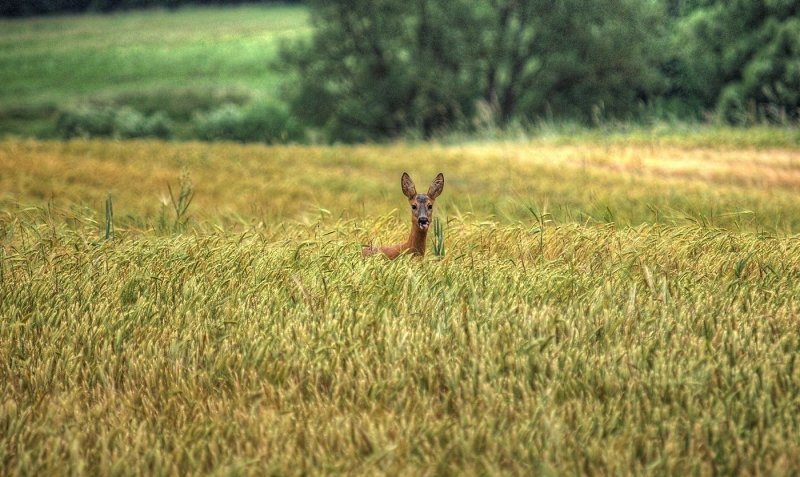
[
  {"x1": 2, "y1": 137, "x2": 800, "y2": 475},
  {"x1": 2, "y1": 138, "x2": 800, "y2": 232}
]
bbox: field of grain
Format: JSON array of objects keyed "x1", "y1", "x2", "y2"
[{"x1": 2, "y1": 134, "x2": 800, "y2": 475}]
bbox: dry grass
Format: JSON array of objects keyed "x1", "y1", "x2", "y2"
[
  {"x1": 2, "y1": 135, "x2": 800, "y2": 475},
  {"x1": 2, "y1": 135, "x2": 800, "y2": 232}
]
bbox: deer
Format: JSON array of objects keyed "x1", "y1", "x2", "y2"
[{"x1": 362, "y1": 172, "x2": 444, "y2": 259}]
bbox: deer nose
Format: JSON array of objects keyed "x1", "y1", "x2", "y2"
[{"x1": 418, "y1": 217, "x2": 429, "y2": 226}]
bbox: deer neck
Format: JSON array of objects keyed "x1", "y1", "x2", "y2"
[{"x1": 404, "y1": 222, "x2": 427, "y2": 256}]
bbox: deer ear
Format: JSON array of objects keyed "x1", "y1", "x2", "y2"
[
  {"x1": 427, "y1": 173, "x2": 444, "y2": 199},
  {"x1": 401, "y1": 172, "x2": 417, "y2": 199}
]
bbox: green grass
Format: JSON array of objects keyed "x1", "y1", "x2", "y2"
[
  {"x1": 2, "y1": 136, "x2": 800, "y2": 474},
  {"x1": 453, "y1": 121, "x2": 800, "y2": 149},
  {"x1": 0, "y1": 5, "x2": 309, "y2": 136}
]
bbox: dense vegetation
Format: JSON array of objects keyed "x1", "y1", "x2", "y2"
[
  {"x1": 2, "y1": 134, "x2": 800, "y2": 474},
  {"x1": 669, "y1": 0, "x2": 800, "y2": 124},
  {"x1": 283, "y1": 0, "x2": 800, "y2": 141},
  {"x1": 1, "y1": 3, "x2": 798, "y2": 143}
]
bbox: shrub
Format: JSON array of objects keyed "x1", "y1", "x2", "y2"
[
  {"x1": 56, "y1": 105, "x2": 117, "y2": 139},
  {"x1": 114, "y1": 108, "x2": 172, "y2": 139},
  {"x1": 717, "y1": 85, "x2": 749, "y2": 125},
  {"x1": 240, "y1": 101, "x2": 305, "y2": 144},
  {"x1": 192, "y1": 101, "x2": 304, "y2": 144},
  {"x1": 55, "y1": 105, "x2": 173, "y2": 139},
  {"x1": 191, "y1": 104, "x2": 243, "y2": 142},
  {"x1": 108, "y1": 87, "x2": 253, "y2": 121}
]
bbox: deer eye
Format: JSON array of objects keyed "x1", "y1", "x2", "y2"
[
  {"x1": 427, "y1": 204, "x2": 433, "y2": 210},
  {"x1": 412, "y1": 205, "x2": 417, "y2": 210}
]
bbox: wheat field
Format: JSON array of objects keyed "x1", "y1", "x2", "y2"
[{"x1": 2, "y1": 133, "x2": 800, "y2": 475}]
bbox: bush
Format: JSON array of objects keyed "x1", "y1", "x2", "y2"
[
  {"x1": 107, "y1": 87, "x2": 253, "y2": 121},
  {"x1": 192, "y1": 101, "x2": 304, "y2": 144},
  {"x1": 55, "y1": 101, "x2": 303, "y2": 143},
  {"x1": 55, "y1": 105, "x2": 173, "y2": 139},
  {"x1": 56, "y1": 105, "x2": 117, "y2": 139},
  {"x1": 191, "y1": 104, "x2": 243, "y2": 141},
  {"x1": 670, "y1": 2, "x2": 800, "y2": 124},
  {"x1": 115, "y1": 108, "x2": 172, "y2": 139},
  {"x1": 717, "y1": 85, "x2": 749, "y2": 125}
]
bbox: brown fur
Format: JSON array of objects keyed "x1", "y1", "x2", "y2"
[{"x1": 363, "y1": 172, "x2": 444, "y2": 259}]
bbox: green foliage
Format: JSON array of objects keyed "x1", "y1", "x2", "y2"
[
  {"x1": 104, "y1": 193, "x2": 114, "y2": 240},
  {"x1": 55, "y1": 105, "x2": 173, "y2": 139},
  {"x1": 191, "y1": 101, "x2": 305, "y2": 144},
  {"x1": 480, "y1": 0, "x2": 668, "y2": 123},
  {"x1": 101, "y1": 87, "x2": 253, "y2": 121},
  {"x1": 279, "y1": 1, "x2": 479, "y2": 142},
  {"x1": 114, "y1": 108, "x2": 172, "y2": 139},
  {"x1": 0, "y1": 5, "x2": 309, "y2": 138},
  {"x1": 55, "y1": 105, "x2": 117, "y2": 138},
  {"x1": 670, "y1": 1, "x2": 800, "y2": 123},
  {"x1": 3, "y1": 3, "x2": 798, "y2": 143},
  {"x1": 280, "y1": 0, "x2": 669, "y2": 141},
  {"x1": 191, "y1": 105, "x2": 246, "y2": 142},
  {"x1": 432, "y1": 217, "x2": 445, "y2": 257}
]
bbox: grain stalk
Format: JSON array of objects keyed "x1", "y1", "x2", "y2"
[
  {"x1": 162, "y1": 170, "x2": 194, "y2": 233},
  {"x1": 104, "y1": 193, "x2": 114, "y2": 240},
  {"x1": 433, "y1": 216, "x2": 445, "y2": 258}
]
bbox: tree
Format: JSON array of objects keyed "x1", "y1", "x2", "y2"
[
  {"x1": 279, "y1": 0, "x2": 480, "y2": 141},
  {"x1": 670, "y1": 0, "x2": 800, "y2": 123},
  {"x1": 280, "y1": 0, "x2": 669, "y2": 142},
  {"x1": 474, "y1": 0, "x2": 667, "y2": 124}
]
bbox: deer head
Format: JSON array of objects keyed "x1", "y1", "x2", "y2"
[{"x1": 401, "y1": 172, "x2": 444, "y2": 232}]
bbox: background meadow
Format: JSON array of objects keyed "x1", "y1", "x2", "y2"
[{"x1": 0, "y1": 5, "x2": 308, "y2": 138}]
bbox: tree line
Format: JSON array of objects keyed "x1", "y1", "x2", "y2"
[
  {"x1": 5, "y1": 0, "x2": 798, "y2": 143},
  {"x1": 280, "y1": 0, "x2": 800, "y2": 141}
]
